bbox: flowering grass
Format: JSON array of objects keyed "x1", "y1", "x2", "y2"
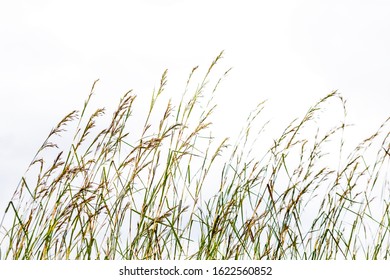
[{"x1": 1, "y1": 52, "x2": 389, "y2": 259}]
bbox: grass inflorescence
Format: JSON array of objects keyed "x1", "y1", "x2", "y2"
[{"x1": 1, "y1": 52, "x2": 389, "y2": 259}]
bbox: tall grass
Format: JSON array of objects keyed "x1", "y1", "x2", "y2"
[{"x1": 1, "y1": 52, "x2": 389, "y2": 259}]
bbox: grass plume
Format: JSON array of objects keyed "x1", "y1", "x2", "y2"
[{"x1": 1, "y1": 52, "x2": 389, "y2": 259}]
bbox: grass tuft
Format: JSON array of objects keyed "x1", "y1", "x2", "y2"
[{"x1": 1, "y1": 53, "x2": 389, "y2": 259}]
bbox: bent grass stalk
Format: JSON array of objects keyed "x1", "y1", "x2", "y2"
[{"x1": 1, "y1": 52, "x2": 389, "y2": 259}]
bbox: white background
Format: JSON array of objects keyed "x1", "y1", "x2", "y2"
[
  {"x1": 0, "y1": 260, "x2": 389, "y2": 279},
  {"x1": 1, "y1": 0, "x2": 389, "y2": 213}
]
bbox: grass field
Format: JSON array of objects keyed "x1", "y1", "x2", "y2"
[{"x1": 1, "y1": 53, "x2": 389, "y2": 259}]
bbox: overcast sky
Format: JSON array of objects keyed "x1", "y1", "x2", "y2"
[{"x1": 1, "y1": 0, "x2": 389, "y2": 211}]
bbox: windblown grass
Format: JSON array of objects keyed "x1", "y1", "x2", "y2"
[{"x1": 1, "y1": 52, "x2": 389, "y2": 259}]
